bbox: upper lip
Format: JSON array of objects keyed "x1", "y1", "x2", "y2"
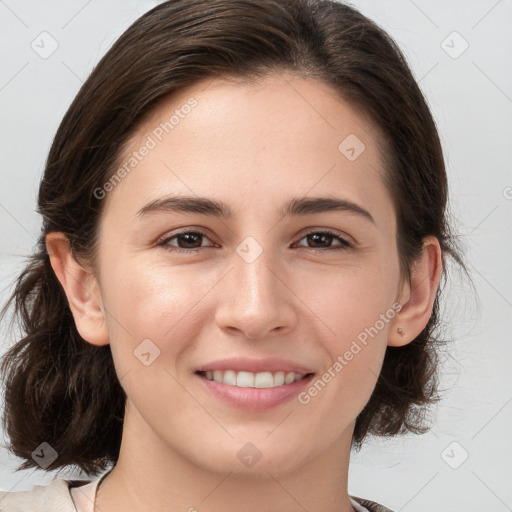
[{"x1": 195, "y1": 356, "x2": 315, "y2": 375}]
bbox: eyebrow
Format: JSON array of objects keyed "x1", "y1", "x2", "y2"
[{"x1": 136, "y1": 195, "x2": 375, "y2": 224}]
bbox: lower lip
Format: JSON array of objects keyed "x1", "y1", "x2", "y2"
[{"x1": 194, "y1": 372, "x2": 315, "y2": 411}]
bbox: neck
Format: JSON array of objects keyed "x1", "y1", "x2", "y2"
[{"x1": 95, "y1": 401, "x2": 356, "y2": 512}]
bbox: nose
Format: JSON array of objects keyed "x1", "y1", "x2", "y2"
[{"x1": 214, "y1": 245, "x2": 298, "y2": 340}]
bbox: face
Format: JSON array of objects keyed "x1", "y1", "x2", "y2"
[{"x1": 93, "y1": 73, "x2": 403, "y2": 476}]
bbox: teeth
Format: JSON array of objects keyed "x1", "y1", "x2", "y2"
[
  {"x1": 202, "y1": 370, "x2": 306, "y2": 388},
  {"x1": 284, "y1": 372, "x2": 295, "y2": 384},
  {"x1": 223, "y1": 370, "x2": 237, "y2": 386},
  {"x1": 237, "y1": 371, "x2": 254, "y2": 387}
]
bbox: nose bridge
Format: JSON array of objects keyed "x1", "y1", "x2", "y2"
[
  {"x1": 236, "y1": 245, "x2": 277, "y2": 306},
  {"x1": 216, "y1": 240, "x2": 295, "y2": 338}
]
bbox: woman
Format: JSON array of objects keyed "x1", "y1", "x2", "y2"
[{"x1": 0, "y1": 0, "x2": 463, "y2": 510}]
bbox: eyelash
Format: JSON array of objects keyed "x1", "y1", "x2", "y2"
[{"x1": 157, "y1": 228, "x2": 353, "y2": 254}]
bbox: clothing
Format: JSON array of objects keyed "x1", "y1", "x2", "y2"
[
  {"x1": 0, "y1": 471, "x2": 110, "y2": 512},
  {"x1": 351, "y1": 496, "x2": 395, "y2": 512},
  {"x1": 0, "y1": 470, "x2": 394, "y2": 512}
]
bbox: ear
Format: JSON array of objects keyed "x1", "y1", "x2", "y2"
[
  {"x1": 388, "y1": 236, "x2": 443, "y2": 347},
  {"x1": 45, "y1": 232, "x2": 109, "y2": 346}
]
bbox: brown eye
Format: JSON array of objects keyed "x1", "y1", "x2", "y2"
[
  {"x1": 295, "y1": 230, "x2": 352, "y2": 250},
  {"x1": 159, "y1": 230, "x2": 215, "y2": 252}
]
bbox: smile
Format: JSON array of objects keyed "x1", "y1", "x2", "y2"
[
  {"x1": 195, "y1": 370, "x2": 316, "y2": 410},
  {"x1": 197, "y1": 370, "x2": 311, "y2": 388}
]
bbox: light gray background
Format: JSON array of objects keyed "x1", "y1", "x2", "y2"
[{"x1": 0, "y1": 1, "x2": 511, "y2": 511}]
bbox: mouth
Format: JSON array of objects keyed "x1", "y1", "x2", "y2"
[
  {"x1": 195, "y1": 369, "x2": 314, "y2": 388},
  {"x1": 194, "y1": 368, "x2": 316, "y2": 410}
]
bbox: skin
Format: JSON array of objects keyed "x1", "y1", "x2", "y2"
[{"x1": 47, "y1": 72, "x2": 442, "y2": 512}]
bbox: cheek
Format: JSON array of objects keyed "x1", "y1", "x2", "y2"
[
  {"x1": 106, "y1": 254, "x2": 195, "y2": 316},
  {"x1": 100, "y1": 259, "x2": 215, "y2": 372},
  {"x1": 300, "y1": 257, "x2": 399, "y2": 340},
  {"x1": 99, "y1": 261, "x2": 209, "y2": 424},
  {"x1": 297, "y1": 260, "x2": 399, "y2": 409}
]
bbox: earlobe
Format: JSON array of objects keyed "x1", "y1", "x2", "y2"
[
  {"x1": 388, "y1": 236, "x2": 443, "y2": 347},
  {"x1": 45, "y1": 232, "x2": 110, "y2": 346}
]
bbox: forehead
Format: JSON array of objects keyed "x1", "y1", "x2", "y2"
[{"x1": 101, "y1": 73, "x2": 393, "y2": 229}]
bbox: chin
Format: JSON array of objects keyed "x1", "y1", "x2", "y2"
[{"x1": 192, "y1": 437, "x2": 313, "y2": 479}]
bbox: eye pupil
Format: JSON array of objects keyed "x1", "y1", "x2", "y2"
[
  {"x1": 179, "y1": 233, "x2": 202, "y2": 248},
  {"x1": 308, "y1": 233, "x2": 331, "y2": 247}
]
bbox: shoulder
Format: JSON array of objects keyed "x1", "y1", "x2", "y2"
[
  {"x1": 0, "y1": 477, "x2": 85, "y2": 512},
  {"x1": 351, "y1": 495, "x2": 396, "y2": 512}
]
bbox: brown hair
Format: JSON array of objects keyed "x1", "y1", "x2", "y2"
[{"x1": 0, "y1": 0, "x2": 464, "y2": 475}]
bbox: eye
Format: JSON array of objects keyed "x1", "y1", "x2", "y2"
[
  {"x1": 158, "y1": 230, "x2": 215, "y2": 253},
  {"x1": 158, "y1": 228, "x2": 353, "y2": 254},
  {"x1": 293, "y1": 229, "x2": 353, "y2": 251}
]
